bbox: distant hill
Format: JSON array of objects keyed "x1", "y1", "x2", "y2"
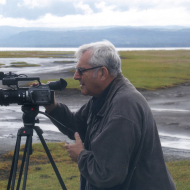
[{"x1": 0, "y1": 26, "x2": 190, "y2": 47}]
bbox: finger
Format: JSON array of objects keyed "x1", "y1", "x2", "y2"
[
  {"x1": 64, "y1": 143, "x2": 70, "y2": 149},
  {"x1": 74, "y1": 132, "x2": 82, "y2": 142},
  {"x1": 30, "y1": 82, "x2": 38, "y2": 87}
]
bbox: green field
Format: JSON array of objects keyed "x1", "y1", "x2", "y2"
[
  {"x1": 0, "y1": 142, "x2": 189, "y2": 190},
  {"x1": 119, "y1": 50, "x2": 190, "y2": 90},
  {"x1": 0, "y1": 143, "x2": 80, "y2": 190},
  {"x1": 0, "y1": 51, "x2": 75, "y2": 58},
  {"x1": 10, "y1": 62, "x2": 40, "y2": 67}
]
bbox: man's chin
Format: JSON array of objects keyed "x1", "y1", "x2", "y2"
[{"x1": 81, "y1": 89, "x2": 89, "y2": 96}]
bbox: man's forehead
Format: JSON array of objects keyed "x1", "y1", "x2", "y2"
[
  {"x1": 80, "y1": 50, "x2": 92, "y2": 60},
  {"x1": 76, "y1": 62, "x2": 90, "y2": 68},
  {"x1": 77, "y1": 50, "x2": 92, "y2": 67}
]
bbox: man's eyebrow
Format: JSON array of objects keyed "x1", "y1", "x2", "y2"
[{"x1": 76, "y1": 67, "x2": 85, "y2": 69}]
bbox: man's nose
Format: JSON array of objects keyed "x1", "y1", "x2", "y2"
[{"x1": 73, "y1": 70, "x2": 81, "y2": 80}]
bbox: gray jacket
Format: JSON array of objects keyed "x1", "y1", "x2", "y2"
[{"x1": 49, "y1": 74, "x2": 176, "y2": 190}]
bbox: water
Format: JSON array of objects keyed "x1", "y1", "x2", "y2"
[
  {"x1": 0, "y1": 103, "x2": 189, "y2": 151},
  {"x1": 0, "y1": 47, "x2": 190, "y2": 51},
  {"x1": 0, "y1": 57, "x2": 76, "y2": 75},
  {"x1": 160, "y1": 132, "x2": 190, "y2": 150},
  {"x1": 0, "y1": 105, "x2": 78, "y2": 138},
  {"x1": 152, "y1": 108, "x2": 190, "y2": 112}
]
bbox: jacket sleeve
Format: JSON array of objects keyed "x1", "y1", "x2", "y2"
[
  {"x1": 78, "y1": 116, "x2": 141, "y2": 188},
  {"x1": 48, "y1": 102, "x2": 91, "y2": 141}
]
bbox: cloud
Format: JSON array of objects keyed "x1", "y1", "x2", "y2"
[
  {"x1": 18, "y1": 0, "x2": 53, "y2": 8},
  {"x1": 86, "y1": 0, "x2": 190, "y2": 11},
  {"x1": 18, "y1": 0, "x2": 73, "y2": 8},
  {"x1": 0, "y1": 1, "x2": 190, "y2": 27},
  {"x1": 74, "y1": 1, "x2": 93, "y2": 14},
  {"x1": 95, "y1": 1, "x2": 117, "y2": 12},
  {"x1": 0, "y1": 5, "x2": 190, "y2": 28},
  {"x1": 1, "y1": 0, "x2": 77, "y2": 20},
  {"x1": 5, "y1": 0, "x2": 190, "y2": 10},
  {"x1": 0, "y1": 0, "x2": 6, "y2": 5}
]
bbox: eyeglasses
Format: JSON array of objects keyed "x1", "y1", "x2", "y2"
[{"x1": 76, "y1": 66, "x2": 102, "y2": 76}]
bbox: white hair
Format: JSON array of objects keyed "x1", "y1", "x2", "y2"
[{"x1": 75, "y1": 40, "x2": 122, "y2": 77}]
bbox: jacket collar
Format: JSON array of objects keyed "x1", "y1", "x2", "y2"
[
  {"x1": 95, "y1": 73, "x2": 128, "y2": 117},
  {"x1": 91, "y1": 79, "x2": 114, "y2": 115}
]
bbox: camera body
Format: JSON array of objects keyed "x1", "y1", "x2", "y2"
[{"x1": 0, "y1": 72, "x2": 67, "y2": 106}]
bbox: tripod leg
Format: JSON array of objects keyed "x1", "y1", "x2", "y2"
[
  {"x1": 35, "y1": 127, "x2": 67, "y2": 190},
  {"x1": 7, "y1": 136, "x2": 21, "y2": 190},
  {"x1": 22, "y1": 135, "x2": 32, "y2": 190},
  {"x1": 16, "y1": 137, "x2": 30, "y2": 190}
]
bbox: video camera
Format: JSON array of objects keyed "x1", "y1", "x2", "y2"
[{"x1": 0, "y1": 72, "x2": 67, "y2": 106}]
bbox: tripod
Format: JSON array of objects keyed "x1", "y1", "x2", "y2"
[{"x1": 7, "y1": 105, "x2": 67, "y2": 190}]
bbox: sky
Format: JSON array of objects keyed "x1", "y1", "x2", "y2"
[{"x1": 0, "y1": 0, "x2": 190, "y2": 28}]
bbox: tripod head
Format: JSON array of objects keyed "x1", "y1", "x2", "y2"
[
  {"x1": 22, "y1": 105, "x2": 39, "y2": 128},
  {"x1": 21, "y1": 105, "x2": 75, "y2": 138}
]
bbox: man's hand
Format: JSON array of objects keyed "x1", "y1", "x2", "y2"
[{"x1": 65, "y1": 132, "x2": 85, "y2": 162}]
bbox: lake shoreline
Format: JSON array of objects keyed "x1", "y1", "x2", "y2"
[{"x1": 1, "y1": 47, "x2": 190, "y2": 52}]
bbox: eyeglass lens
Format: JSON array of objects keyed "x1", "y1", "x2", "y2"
[
  {"x1": 76, "y1": 68, "x2": 83, "y2": 75},
  {"x1": 76, "y1": 66, "x2": 102, "y2": 76}
]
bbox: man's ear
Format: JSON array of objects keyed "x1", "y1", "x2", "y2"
[{"x1": 100, "y1": 67, "x2": 109, "y2": 81}]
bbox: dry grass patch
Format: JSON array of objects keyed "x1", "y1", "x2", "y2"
[{"x1": 0, "y1": 142, "x2": 80, "y2": 190}]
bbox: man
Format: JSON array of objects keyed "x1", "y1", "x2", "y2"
[{"x1": 45, "y1": 40, "x2": 176, "y2": 190}]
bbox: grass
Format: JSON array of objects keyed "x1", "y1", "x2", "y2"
[
  {"x1": 0, "y1": 143, "x2": 80, "y2": 190},
  {"x1": 9, "y1": 62, "x2": 40, "y2": 67},
  {"x1": 10, "y1": 62, "x2": 27, "y2": 65},
  {"x1": 167, "y1": 160, "x2": 190, "y2": 190},
  {"x1": 26, "y1": 78, "x2": 80, "y2": 89},
  {"x1": 0, "y1": 142, "x2": 189, "y2": 190},
  {"x1": 119, "y1": 50, "x2": 190, "y2": 90},
  {"x1": 57, "y1": 78, "x2": 80, "y2": 89},
  {"x1": 0, "y1": 51, "x2": 75, "y2": 58},
  {"x1": 53, "y1": 61, "x2": 76, "y2": 63},
  {"x1": 0, "y1": 63, "x2": 5, "y2": 68}
]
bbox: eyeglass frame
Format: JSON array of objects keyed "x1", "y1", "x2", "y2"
[{"x1": 75, "y1": 66, "x2": 103, "y2": 76}]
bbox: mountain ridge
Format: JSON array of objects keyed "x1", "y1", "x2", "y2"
[{"x1": 0, "y1": 26, "x2": 190, "y2": 47}]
